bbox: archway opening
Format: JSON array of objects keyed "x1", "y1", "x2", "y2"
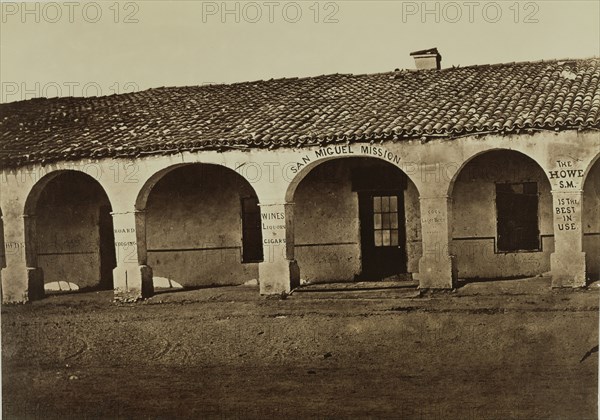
[
  {"x1": 32, "y1": 171, "x2": 116, "y2": 293},
  {"x1": 142, "y1": 164, "x2": 262, "y2": 289},
  {"x1": 291, "y1": 157, "x2": 421, "y2": 283},
  {"x1": 451, "y1": 150, "x2": 553, "y2": 281},
  {"x1": 583, "y1": 157, "x2": 600, "y2": 281}
]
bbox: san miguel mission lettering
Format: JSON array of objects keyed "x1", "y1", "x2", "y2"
[
  {"x1": 314, "y1": 145, "x2": 354, "y2": 158},
  {"x1": 289, "y1": 145, "x2": 402, "y2": 174}
]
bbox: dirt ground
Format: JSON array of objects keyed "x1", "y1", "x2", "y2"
[{"x1": 2, "y1": 277, "x2": 598, "y2": 419}]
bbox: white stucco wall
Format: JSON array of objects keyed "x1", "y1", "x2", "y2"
[
  {"x1": 405, "y1": 181, "x2": 422, "y2": 274},
  {"x1": 2, "y1": 129, "x2": 599, "y2": 301},
  {"x1": 35, "y1": 173, "x2": 109, "y2": 290},
  {"x1": 293, "y1": 158, "x2": 421, "y2": 283},
  {"x1": 294, "y1": 159, "x2": 361, "y2": 283},
  {"x1": 0, "y1": 213, "x2": 5, "y2": 270},
  {"x1": 451, "y1": 150, "x2": 554, "y2": 279},
  {"x1": 583, "y1": 158, "x2": 600, "y2": 279},
  {"x1": 145, "y1": 164, "x2": 259, "y2": 287}
]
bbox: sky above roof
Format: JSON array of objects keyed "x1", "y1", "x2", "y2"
[{"x1": 1, "y1": 0, "x2": 599, "y2": 103}]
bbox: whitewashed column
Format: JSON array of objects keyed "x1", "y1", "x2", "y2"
[
  {"x1": 258, "y1": 202, "x2": 300, "y2": 295},
  {"x1": 111, "y1": 209, "x2": 153, "y2": 301},
  {"x1": 417, "y1": 195, "x2": 457, "y2": 289},
  {"x1": 1, "y1": 212, "x2": 44, "y2": 303},
  {"x1": 550, "y1": 190, "x2": 586, "y2": 287}
]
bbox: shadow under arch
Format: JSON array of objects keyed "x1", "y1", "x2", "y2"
[
  {"x1": 137, "y1": 162, "x2": 264, "y2": 289},
  {"x1": 135, "y1": 163, "x2": 191, "y2": 211},
  {"x1": 0, "y1": 207, "x2": 4, "y2": 298},
  {"x1": 285, "y1": 153, "x2": 421, "y2": 203},
  {"x1": 582, "y1": 153, "x2": 600, "y2": 281},
  {"x1": 24, "y1": 169, "x2": 117, "y2": 294},
  {"x1": 450, "y1": 149, "x2": 554, "y2": 282},
  {"x1": 447, "y1": 148, "x2": 550, "y2": 197},
  {"x1": 286, "y1": 155, "x2": 422, "y2": 283},
  {"x1": 582, "y1": 152, "x2": 600, "y2": 186}
]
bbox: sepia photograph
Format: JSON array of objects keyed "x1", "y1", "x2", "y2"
[{"x1": 1, "y1": 0, "x2": 599, "y2": 418}]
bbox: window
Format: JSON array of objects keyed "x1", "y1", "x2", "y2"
[
  {"x1": 496, "y1": 182, "x2": 539, "y2": 251},
  {"x1": 241, "y1": 196, "x2": 263, "y2": 262},
  {"x1": 373, "y1": 195, "x2": 400, "y2": 247}
]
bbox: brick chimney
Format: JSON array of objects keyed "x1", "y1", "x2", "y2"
[{"x1": 410, "y1": 48, "x2": 442, "y2": 70}]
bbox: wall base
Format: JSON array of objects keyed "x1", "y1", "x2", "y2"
[
  {"x1": 113, "y1": 265, "x2": 154, "y2": 302},
  {"x1": 417, "y1": 255, "x2": 457, "y2": 289},
  {"x1": 1, "y1": 266, "x2": 44, "y2": 303},
  {"x1": 259, "y1": 260, "x2": 300, "y2": 295},
  {"x1": 550, "y1": 252, "x2": 586, "y2": 288}
]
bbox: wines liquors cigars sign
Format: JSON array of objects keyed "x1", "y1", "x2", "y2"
[{"x1": 261, "y1": 211, "x2": 287, "y2": 245}]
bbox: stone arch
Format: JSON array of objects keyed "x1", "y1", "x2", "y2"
[
  {"x1": 582, "y1": 152, "x2": 600, "y2": 186},
  {"x1": 286, "y1": 155, "x2": 422, "y2": 283},
  {"x1": 135, "y1": 163, "x2": 191, "y2": 211},
  {"x1": 24, "y1": 170, "x2": 116, "y2": 293},
  {"x1": 450, "y1": 149, "x2": 554, "y2": 281},
  {"x1": 285, "y1": 151, "x2": 420, "y2": 203},
  {"x1": 447, "y1": 148, "x2": 550, "y2": 197},
  {"x1": 24, "y1": 171, "x2": 70, "y2": 217},
  {"x1": 136, "y1": 162, "x2": 264, "y2": 289}
]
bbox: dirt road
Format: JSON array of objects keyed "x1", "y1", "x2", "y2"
[{"x1": 2, "y1": 277, "x2": 598, "y2": 419}]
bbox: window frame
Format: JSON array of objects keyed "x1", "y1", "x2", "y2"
[{"x1": 371, "y1": 194, "x2": 401, "y2": 248}]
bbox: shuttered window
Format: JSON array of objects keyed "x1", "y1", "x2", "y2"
[
  {"x1": 241, "y1": 196, "x2": 263, "y2": 262},
  {"x1": 496, "y1": 182, "x2": 540, "y2": 251}
]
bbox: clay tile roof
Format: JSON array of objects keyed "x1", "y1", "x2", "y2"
[{"x1": 1, "y1": 57, "x2": 599, "y2": 168}]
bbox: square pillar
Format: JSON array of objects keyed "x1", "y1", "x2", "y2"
[
  {"x1": 1, "y1": 214, "x2": 44, "y2": 303},
  {"x1": 550, "y1": 190, "x2": 586, "y2": 287},
  {"x1": 111, "y1": 210, "x2": 153, "y2": 302},
  {"x1": 417, "y1": 196, "x2": 457, "y2": 289},
  {"x1": 258, "y1": 202, "x2": 300, "y2": 295}
]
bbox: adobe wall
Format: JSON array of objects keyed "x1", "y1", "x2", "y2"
[
  {"x1": 451, "y1": 151, "x2": 554, "y2": 279},
  {"x1": 1, "y1": 129, "x2": 598, "y2": 301},
  {"x1": 0, "y1": 215, "x2": 5, "y2": 277},
  {"x1": 294, "y1": 158, "x2": 421, "y2": 283},
  {"x1": 294, "y1": 159, "x2": 361, "y2": 282},
  {"x1": 37, "y1": 204, "x2": 102, "y2": 290},
  {"x1": 0, "y1": 217, "x2": 5, "y2": 269},
  {"x1": 583, "y1": 159, "x2": 600, "y2": 279},
  {"x1": 145, "y1": 164, "x2": 259, "y2": 287},
  {"x1": 36, "y1": 173, "x2": 109, "y2": 290},
  {"x1": 405, "y1": 181, "x2": 422, "y2": 273}
]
